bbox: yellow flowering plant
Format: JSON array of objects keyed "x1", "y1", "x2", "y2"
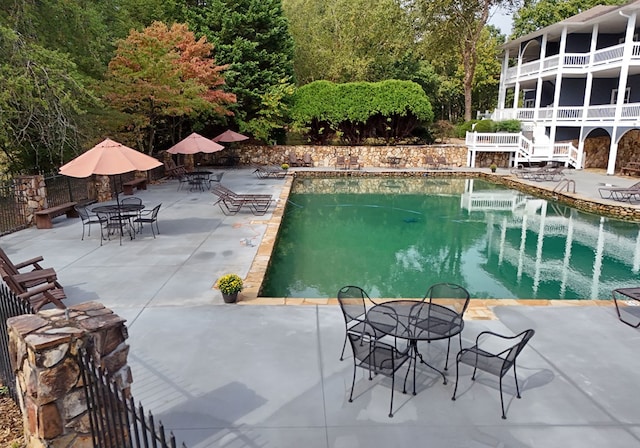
[
  {"x1": 281, "y1": 163, "x2": 289, "y2": 170},
  {"x1": 217, "y1": 274, "x2": 243, "y2": 294}
]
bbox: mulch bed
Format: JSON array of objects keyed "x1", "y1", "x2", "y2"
[{"x1": 0, "y1": 396, "x2": 26, "y2": 447}]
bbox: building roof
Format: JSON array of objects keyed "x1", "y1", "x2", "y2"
[{"x1": 502, "y1": 0, "x2": 640, "y2": 52}]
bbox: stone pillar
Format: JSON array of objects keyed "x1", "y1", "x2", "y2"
[
  {"x1": 7, "y1": 301, "x2": 131, "y2": 448},
  {"x1": 95, "y1": 175, "x2": 113, "y2": 202},
  {"x1": 14, "y1": 174, "x2": 46, "y2": 225}
]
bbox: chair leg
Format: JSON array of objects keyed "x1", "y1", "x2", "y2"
[
  {"x1": 499, "y1": 375, "x2": 506, "y2": 419},
  {"x1": 389, "y1": 368, "x2": 395, "y2": 418},
  {"x1": 340, "y1": 333, "x2": 348, "y2": 361},
  {"x1": 445, "y1": 339, "x2": 451, "y2": 371},
  {"x1": 81, "y1": 223, "x2": 86, "y2": 241},
  {"x1": 451, "y1": 358, "x2": 460, "y2": 401},
  {"x1": 348, "y1": 365, "x2": 356, "y2": 403},
  {"x1": 513, "y1": 362, "x2": 521, "y2": 398}
]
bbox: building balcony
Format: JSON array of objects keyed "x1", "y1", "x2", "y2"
[
  {"x1": 493, "y1": 103, "x2": 640, "y2": 124},
  {"x1": 503, "y1": 42, "x2": 640, "y2": 84}
]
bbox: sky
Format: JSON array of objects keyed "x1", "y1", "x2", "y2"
[{"x1": 489, "y1": 6, "x2": 514, "y2": 36}]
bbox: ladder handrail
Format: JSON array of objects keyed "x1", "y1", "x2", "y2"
[{"x1": 553, "y1": 178, "x2": 576, "y2": 193}]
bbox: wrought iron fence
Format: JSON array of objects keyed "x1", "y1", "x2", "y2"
[
  {"x1": 0, "y1": 180, "x2": 28, "y2": 236},
  {"x1": 78, "y1": 348, "x2": 187, "y2": 448},
  {"x1": 0, "y1": 283, "x2": 34, "y2": 403},
  {"x1": 44, "y1": 174, "x2": 93, "y2": 206}
]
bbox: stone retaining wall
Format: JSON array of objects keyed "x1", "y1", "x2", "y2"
[{"x1": 7, "y1": 302, "x2": 131, "y2": 447}]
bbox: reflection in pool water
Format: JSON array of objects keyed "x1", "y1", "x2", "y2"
[{"x1": 261, "y1": 177, "x2": 640, "y2": 299}]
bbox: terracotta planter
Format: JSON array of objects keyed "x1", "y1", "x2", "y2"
[{"x1": 222, "y1": 292, "x2": 238, "y2": 303}]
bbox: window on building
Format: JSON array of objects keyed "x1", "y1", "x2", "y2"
[
  {"x1": 523, "y1": 99, "x2": 535, "y2": 108},
  {"x1": 610, "y1": 87, "x2": 631, "y2": 104},
  {"x1": 618, "y1": 33, "x2": 639, "y2": 44}
]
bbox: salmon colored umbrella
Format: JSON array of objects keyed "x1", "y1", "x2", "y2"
[
  {"x1": 212, "y1": 130, "x2": 249, "y2": 143},
  {"x1": 59, "y1": 138, "x2": 162, "y2": 177},
  {"x1": 167, "y1": 132, "x2": 225, "y2": 154}
]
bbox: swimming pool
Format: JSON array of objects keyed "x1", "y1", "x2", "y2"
[{"x1": 261, "y1": 177, "x2": 640, "y2": 300}]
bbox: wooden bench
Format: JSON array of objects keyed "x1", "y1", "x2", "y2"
[
  {"x1": 122, "y1": 178, "x2": 147, "y2": 195},
  {"x1": 622, "y1": 162, "x2": 640, "y2": 176},
  {"x1": 34, "y1": 201, "x2": 78, "y2": 229}
]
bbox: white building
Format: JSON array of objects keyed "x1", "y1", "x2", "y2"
[{"x1": 467, "y1": 0, "x2": 640, "y2": 173}]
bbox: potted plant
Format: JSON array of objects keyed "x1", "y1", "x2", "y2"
[
  {"x1": 281, "y1": 163, "x2": 289, "y2": 170},
  {"x1": 216, "y1": 273, "x2": 243, "y2": 303},
  {"x1": 489, "y1": 163, "x2": 498, "y2": 173}
]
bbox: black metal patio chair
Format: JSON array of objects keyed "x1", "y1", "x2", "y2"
[
  {"x1": 612, "y1": 287, "x2": 640, "y2": 328},
  {"x1": 347, "y1": 319, "x2": 412, "y2": 418},
  {"x1": 452, "y1": 329, "x2": 535, "y2": 419},
  {"x1": 133, "y1": 203, "x2": 162, "y2": 238},
  {"x1": 419, "y1": 283, "x2": 471, "y2": 370},
  {"x1": 337, "y1": 285, "x2": 380, "y2": 361},
  {"x1": 75, "y1": 205, "x2": 107, "y2": 241}
]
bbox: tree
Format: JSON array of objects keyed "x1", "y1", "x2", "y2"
[
  {"x1": 413, "y1": 0, "x2": 515, "y2": 121},
  {"x1": 101, "y1": 22, "x2": 236, "y2": 154},
  {"x1": 179, "y1": 0, "x2": 295, "y2": 126},
  {"x1": 0, "y1": 25, "x2": 95, "y2": 173},
  {"x1": 283, "y1": 0, "x2": 418, "y2": 84},
  {"x1": 512, "y1": 0, "x2": 625, "y2": 37}
]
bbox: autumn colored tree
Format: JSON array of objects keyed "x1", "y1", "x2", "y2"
[{"x1": 102, "y1": 21, "x2": 236, "y2": 154}]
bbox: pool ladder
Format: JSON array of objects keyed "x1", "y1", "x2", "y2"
[{"x1": 553, "y1": 178, "x2": 575, "y2": 194}]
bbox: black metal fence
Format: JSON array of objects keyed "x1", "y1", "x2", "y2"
[
  {"x1": 44, "y1": 174, "x2": 93, "y2": 207},
  {"x1": 0, "y1": 283, "x2": 35, "y2": 403},
  {"x1": 0, "y1": 180, "x2": 29, "y2": 236},
  {"x1": 78, "y1": 348, "x2": 187, "y2": 448}
]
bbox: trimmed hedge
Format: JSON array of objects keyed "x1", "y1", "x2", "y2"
[{"x1": 291, "y1": 80, "x2": 433, "y2": 145}]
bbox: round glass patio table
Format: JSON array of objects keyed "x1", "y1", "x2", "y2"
[{"x1": 367, "y1": 300, "x2": 464, "y2": 392}]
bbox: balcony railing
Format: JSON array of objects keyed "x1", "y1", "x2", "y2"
[
  {"x1": 494, "y1": 102, "x2": 640, "y2": 123},
  {"x1": 504, "y1": 43, "x2": 640, "y2": 83}
]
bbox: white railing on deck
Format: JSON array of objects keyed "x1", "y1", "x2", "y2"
[
  {"x1": 494, "y1": 101, "x2": 640, "y2": 123},
  {"x1": 466, "y1": 132, "x2": 581, "y2": 168},
  {"x1": 593, "y1": 44, "x2": 624, "y2": 64},
  {"x1": 503, "y1": 42, "x2": 631, "y2": 83}
]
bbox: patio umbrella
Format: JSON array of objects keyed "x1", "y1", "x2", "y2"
[
  {"x1": 59, "y1": 138, "x2": 162, "y2": 202},
  {"x1": 167, "y1": 132, "x2": 225, "y2": 155},
  {"x1": 211, "y1": 130, "x2": 249, "y2": 143}
]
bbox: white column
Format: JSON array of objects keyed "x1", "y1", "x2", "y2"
[
  {"x1": 549, "y1": 26, "x2": 568, "y2": 145},
  {"x1": 534, "y1": 34, "x2": 547, "y2": 117},
  {"x1": 608, "y1": 12, "x2": 637, "y2": 175},
  {"x1": 498, "y1": 49, "x2": 509, "y2": 109},
  {"x1": 582, "y1": 24, "x2": 598, "y2": 120}
]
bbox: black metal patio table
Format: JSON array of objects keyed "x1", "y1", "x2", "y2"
[
  {"x1": 367, "y1": 300, "x2": 464, "y2": 393},
  {"x1": 92, "y1": 203, "x2": 144, "y2": 241}
]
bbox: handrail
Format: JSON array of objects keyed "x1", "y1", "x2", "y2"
[{"x1": 553, "y1": 178, "x2": 575, "y2": 194}]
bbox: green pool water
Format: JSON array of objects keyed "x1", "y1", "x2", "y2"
[{"x1": 261, "y1": 177, "x2": 640, "y2": 299}]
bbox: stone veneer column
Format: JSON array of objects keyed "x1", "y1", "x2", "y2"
[
  {"x1": 14, "y1": 174, "x2": 46, "y2": 226},
  {"x1": 95, "y1": 175, "x2": 113, "y2": 203},
  {"x1": 7, "y1": 301, "x2": 131, "y2": 448}
]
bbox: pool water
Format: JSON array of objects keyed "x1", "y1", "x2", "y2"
[{"x1": 261, "y1": 177, "x2": 640, "y2": 299}]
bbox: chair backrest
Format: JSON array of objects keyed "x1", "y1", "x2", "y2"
[
  {"x1": 150, "y1": 204, "x2": 162, "y2": 219},
  {"x1": 337, "y1": 285, "x2": 369, "y2": 323},
  {"x1": 122, "y1": 197, "x2": 142, "y2": 206},
  {"x1": 289, "y1": 152, "x2": 298, "y2": 163},
  {"x1": 0, "y1": 248, "x2": 18, "y2": 275},
  {"x1": 350, "y1": 155, "x2": 359, "y2": 163},
  {"x1": 0, "y1": 265, "x2": 25, "y2": 294},
  {"x1": 347, "y1": 322, "x2": 378, "y2": 362},
  {"x1": 75, "y1": 205, "x2": 90, "y2": 221},
  {"x1": 425, "y1": 155, "x2": 435, "y2": 164},
  {"x1": 304, "y1": 153, "x2": 312, "y2": 163},
  {"x1": 438, "y1": 156, "x2": 447, "y2": 164},
  {"x1": 502, "y1": 329, "x2": 535, "y2": 375},
  {"x1": 425, "y1": 283, "x2": 470, "y2": 315},
  {"x1": 336, "y1": 155, "x2": 345, "y2": 164}
]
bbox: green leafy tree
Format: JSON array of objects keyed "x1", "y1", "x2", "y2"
[
  {"x1": 414, "y1": 0, "x2": 515, "y2": 121},
  {"x1": 101, "y1": 22, "x2": 236, "y2": 154},
  {"x1": 179, "y1": 0, "x2": 295, "y2": 126},
  {"x1": 241, "y1": 78, "x2": 296, "y2": 144},
  {"x1": 0, "y1": 25, "x2": 95, "y2": 173},
  {"x1": 512, "y1": 0, "x2": 625, "y2": 37},
  {"x1": 283, "y1": 0, "x2": 418, "y2": 84}
]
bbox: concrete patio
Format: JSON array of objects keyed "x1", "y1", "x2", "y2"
[{"x1": 1, "y1": 167, "x2": 640, "y2": 447}]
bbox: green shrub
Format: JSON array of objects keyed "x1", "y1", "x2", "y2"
[
  {"x1": 473, "y1": 119, "x2": 495, "y2": 133},
  {"x1": 495, "y1": 119, "x2": 521, "y2": 133}
]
